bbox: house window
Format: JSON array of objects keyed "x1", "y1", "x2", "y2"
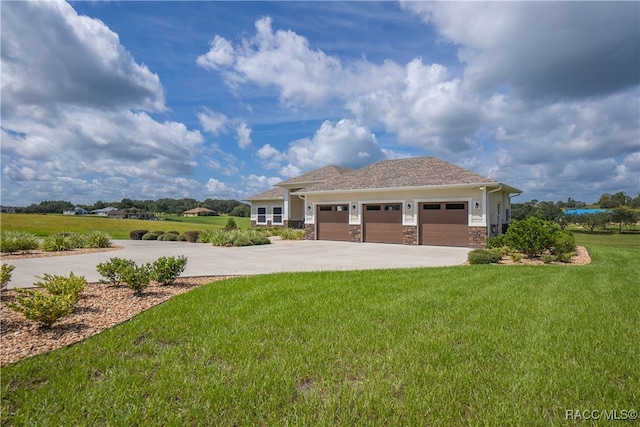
[
  {"x1": 273, "y1": 206, "x2": 283, "y2": 224},
  {"x1": 385, "y1": 204, "x2": 401, "y2": 211},
  {"x1": 319, "y1": 205, "x2": 333, "y2": 211},
  {"x1": 336, "y1": 205, "x2": 349, "y2": 212},
  {"x1": 423, "y1": 204, "x2": 441, "y2": 210},
  {"x1": 257, "y1": 207, "x2": 267, "y2": 224},
  {"x1": 366, "y1": 205, "x2": 381, "y2": 211}
]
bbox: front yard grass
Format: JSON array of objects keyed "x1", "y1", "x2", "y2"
[{"x1": 1, "y1": 239, "x2": 638, "y2": 425}]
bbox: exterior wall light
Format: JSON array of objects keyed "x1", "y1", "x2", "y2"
[
  {"x1": 352, "y1": 204, "x2": 357, "y2": 210},
  {"x1": 407, "y1": 203, "x2": 412, "y2": 210},
  {"x1": 474, "y1": 202, "x2": 480, "y2": 209},
  {"x1": 308, "y1": 205, "x2": 312, "y2": 211}
]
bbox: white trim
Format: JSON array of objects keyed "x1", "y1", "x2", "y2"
[{"x1": 297, "y1": 182, "x2": 508, "y2": 196}]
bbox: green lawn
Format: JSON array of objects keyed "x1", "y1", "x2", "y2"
[
  {"x1": 1, "y1": 237, "x2": 638, "y2": 425},
  {"x1": 0, "y1": 213, "x2": 250, "y2": 239}
]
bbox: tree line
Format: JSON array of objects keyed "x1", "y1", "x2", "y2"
[
  {"x1": 16, "y1": 198, "x2": 251, "y2": 217},
  {"x1": 511, "y1": 191, "x2": 639, "y2": 233}
]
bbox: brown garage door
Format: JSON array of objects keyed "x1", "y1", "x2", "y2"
[
  {"x1": 316, "y1": 205, "x2": 349, "y2": 241},
  {"x1": 420, "y1": 202, "x2": 469, "y2": 247},
  {"x1": 363, "y1": 204, "x2": 403, "y2": 244}
]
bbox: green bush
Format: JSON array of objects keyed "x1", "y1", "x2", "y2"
[
  {"x1": 0, "y1": 231, "x2": 39, "y2": 253},
  {"x1": 96, "y1": 258, "x2": 136, "y2": 286},
  {"x1": 233, "y1": 236, "x2": 254, "y2": 247},
  {"x1": 197, "y1": 229, "x2": 217, "y2": 243},
  {"x1": 250, "y1": 235, "x2": 271, "y2": 245},
  {"x1": 468, "y1": 249, "x2": 495, "y2": 265},
  {"x1": 504, "y1": 217, "x2": 559, "y2": 258},
  {"x1": 34, "y1": 272, "x2": 86, "y2": 303},
  {"x1": 1, "y1": 263, "x2": 15, "y2": 289},
  {"x1": 141, "y1": 232, "x2": 158, "y2": 241},
  {"x1": 129, "y1": 230, "x2": 149, "y2": 240},
  {"x1": 177, "y1": 234, "x2": 187, "y2": 242},
  {"x1": 6, "y1": 272, "x2": 87, "y2": 327},
  {"x1": 486, "y1": 234, "x2": 507, "y2": 249},
  {"x1": 225, "y1": 217, "x2": 237, "y2": 231},
  {"x1": 41, "y1": 234, "x2": 73, "y2": 252},
  {"x1": 153, "y1": 231, "x2": 165, "y2": 237},
  {"x1": 162, "y1": 233, "x2": 178, "y2": 241},
  {"x1": 551, "y1": 230, "x2": 576, "y2": 260},
  {"x1": 120, "y1": 263, "x2": 151, "y2": 295},
  {"x1": 150, "y1": 256, "x2": 188, "y2": 286},
  {"x1": 84, "y1": 231, "x2": 112, "y2": 248},
  {"x1": 6, "y1": 291, "x2": 75, "y2": 328},
  {"x1": 183, "y1": 231, "x2": 200, "y2": 243},
  {"x1": 208, "y1": 230, "x2": 234, "y2": 246},
  {"x1": 166, "y1": 230, "x2": 179, "y2": 236}
]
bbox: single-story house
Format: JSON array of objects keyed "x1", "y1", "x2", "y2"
[
  {"x1": 90, "y1": 207, "x2": 118, "y2": 216},
  {"x1": 183, "y1": 207, "x2": 218, "y2": 217},
  {"x1": 63, "y1": 207, "x2": 88, "y2": 215},
  {"x1": 246, "y1": 157, "x2": 521, "y2": 248},
  {"x1": 108, "y1": 209, "x2": 155, "y2": 220}
]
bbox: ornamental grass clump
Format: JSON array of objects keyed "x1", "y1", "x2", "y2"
[
  {"x1": 0, "y1": 231, "x2": 39, "y2": 253},
  {"x1": 5, "y1": 273, "x2": 87, "y2": 328},
  {"x1": 41, "y1": 233, "x2": 73, "y2": 252},
  {"x1": 84, "y1": 231, "x2": 112, "y2": 248}
]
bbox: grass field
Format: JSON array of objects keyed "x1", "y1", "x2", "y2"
[
  {"x1": 0, "y1": 213, "x2": 250, "y2": 239},
  {"x1": 1, "y1": 234, "x2": 638, "y2": 425}
]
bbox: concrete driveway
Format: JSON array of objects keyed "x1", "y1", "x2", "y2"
[{"x1": 4, "y1": 238, "x2": 470, "y2": 288}]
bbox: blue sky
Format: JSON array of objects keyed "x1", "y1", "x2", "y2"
[{"x1": 1, "y1": 1, "x2": 638, "y2": 206}]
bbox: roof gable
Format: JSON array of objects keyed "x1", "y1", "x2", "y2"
[
  {"x1": 300, "y1": 157, "x2": 497, "y2": 193},
  {"x1": 244, "y1": 186, "x2": 284, "y2": 201}
]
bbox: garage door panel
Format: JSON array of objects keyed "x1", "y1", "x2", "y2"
[
  {"x1": 364, "y1": 204, "x2": 402, "y2": 244},
  {"x1": 420, "y1": 202, "x2": 469, "y2": 247},
  {"x1": 317, "y1": 205, "x2": 349, "y2": 241}
]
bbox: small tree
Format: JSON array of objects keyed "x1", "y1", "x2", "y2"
[
  {"x1": 225, "y1": 217, "x2": 238, "y2": 231},
  {"x1": 578, "y1": 212, "x2": 612, "y2": 233}
]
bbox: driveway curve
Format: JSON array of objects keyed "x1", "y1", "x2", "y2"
[{"x1": 4, "y1": 238, "x2": 470, "y2": 288}]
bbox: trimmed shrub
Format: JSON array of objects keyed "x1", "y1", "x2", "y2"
[
  {"x1": 84, "y1": 231, "x2": 112, "y2": 248},
  {"x1": 166, "y1": 230, "x2": 179, "y2": 236},
  {"x1": 162, "y1": 233, "x2": 179, "y2": 241},
  {"x1": 505, "y1": 217, "x2": 559, "y2": 258},
  {"x1": 0, "y1": 231, "x2": 39, "y2": 253},
  {"x1": 6, "y1": 292, "x2": 75, "y2": 328},
  {"x1": 120, "y1": 263, "x2": 151, "y2": 295},
  {"x1": 177, "y1": 234, "x2": 188, "y2": 242},
  {"x1": 468, "y1": 249, "x2": 493, "y2": 265},
  {"x1": 130, "y1": 230, "x2": 149, "y2": 240},
  {"x1": 34, "y1": 272, "x2": 86, "y2": 303},
  {"x1": 1, "y1": 263, "x2": 15, "y2": 289},
  {"x1": 250, "y1": 235, "x2": 271, "y2": 245},
  {"x1": 225, "y1": 217, "x2": 237, "y2": 231},
  {"x1": 6, "y1": 272, "x2": 87, "y2": 327},
  {"x1": 183, "y1": 231, "x2": 201, "y2": 243},
  {"x1": 141, "y1": 232, "x2": 158, "y2": 241},
  {"x1": 153, "y1": 231, "x2": 165, "y2": 237},
  {"x1": 486, "y1": 234, "x2": 507, "y2": 249},
  {"x1": 96, "y1": 258, "x2": 136, "y2": 286},
  {"x1": 233, "y1": 236, "x2": 254, "y2": 247},
  {"x1": 41, "y1": 234, "x2": 73, "y2": 252},
  {"x1": 551, "y1": 230, "x2": 576, "y2": 261},
  {"x1": 151, "y1": 256, "x2": 188, "y2": 286}
]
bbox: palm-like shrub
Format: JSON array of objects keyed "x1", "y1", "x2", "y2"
[
  {"x1": 0, "y1": 231, "x2": 39, "y2": 253},
  {"x1": 84, "y1": 231, "x2": 112, "y2": 248},
  {"x1": 41, "y1": 234, "x2": 73, "y2": 252}
]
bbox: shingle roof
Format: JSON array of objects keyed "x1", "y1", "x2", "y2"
[
  {"x1": 300, "y1": 157, "x2": 498, "y2": 193},
  {"x1": 277, "y1": 165, "x2": 352, "y2": 186},
  {"x1": 183, "y1": 207, "x2": 216, "y2": 214},
  {"x1": 244, "y1": 186, "x2": 284, "y2": 201}
]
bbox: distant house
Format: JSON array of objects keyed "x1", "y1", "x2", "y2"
[
  {"x1": 0, "y1": 206, "x2": 17, "y2": 213},
  {"x1": 90, "y1": 207, "x2": 118, "y2": 216},
  {"x1": 63, "y1": 207, "x2": 88, "y2": 215},
  {"x1": 183, "y1": 207, "x2": 218, "y2": 217},
  {"x1": 108, "y1": 209, "x2": 155, "y2": 220}
]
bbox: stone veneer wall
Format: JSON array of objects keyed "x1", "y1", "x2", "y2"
[
  {"x1": 402, "y1": 226, "x2": 418, "y2": 245},
  {"x1": 469, "y1": 226, "x2": 487, "y2": 248},
  {"x1": 349, "y1": 225, "x2": 362, "y2": 242},
  {"x1": 304, "y1": 224, "x2": 315, "y2": 240}
]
